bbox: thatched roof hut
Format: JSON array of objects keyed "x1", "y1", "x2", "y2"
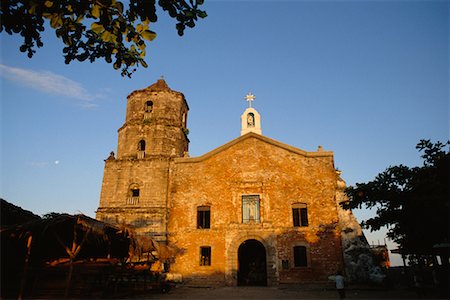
[{"x1": 1, "y1": 212, "x2": 161, "y2": 298}]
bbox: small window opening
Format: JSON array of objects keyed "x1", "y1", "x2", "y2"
[
  {"x1": 137, "y1": 140, "x2": 146, "y2": 159},
  {"x1": 293, "y1": 246, "x2": 307, "y2": 267},
  {"x1": 197, "y1": 206, "x2": 211, "y2": 229},
  {"x1": 127, "y1": 185, "x2": 140, "y2": 205},
  {"x1": 131, "y1": 189, "x2": 140, "y2": 197},
  {"x1": 138, "y1": 140, "x2": 146, "y2": 151},
  {"x1": 145, "y1": 101, "x2": 153, "y2": 113},
  {"x1": 247, "y1": 113, "x2": 255, "y2": 127},
  {"x1": 292, "y1": 203, "x2": 308, "y2": 227},
  {"x1": 282, "y1": 260, "x2": 290, "y2": 270},
  {"x1": 200, "y1": 246, "x2": 211, "y2": 266}
]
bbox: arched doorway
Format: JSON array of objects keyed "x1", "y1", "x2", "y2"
[{"x1": 237, "y1": 239, "x2": 267, "y2": 286}]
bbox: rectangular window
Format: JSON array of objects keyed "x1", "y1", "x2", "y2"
[
  {"x1": 293, "y1": 246, "x2": 307, "y2": 267},
  {"x1": 197, "y1": 206, "x2": 210, "y2": 229},
  {"x1": 282, "y1": 260, "x2": 290, "y2": 270},
  {"x1": 300, "y1": 208, "x2": 308, "y2": 226},
  {"x1": 292, "y1": 203, "x2": 308, "y2": 227},
  {"x1": 200, "y1": 246, "x2": 211, "y2": 266},
  {"x1": 242, "y1": 195, "x2": 260, "y2": 223}
]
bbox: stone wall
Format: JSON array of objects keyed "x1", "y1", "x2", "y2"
[{"x1": 166, "y1": 133, "x2": 345, "y2": 286}]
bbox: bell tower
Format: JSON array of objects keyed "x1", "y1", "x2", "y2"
[
  {"x1": 117, "y1": 78, "x2": 189, "y2": 159},
  {"x1": 97, "y1": 79, "x2": 189, "y2": 242},
  {"x1": 241, "y1": 93, "x2": 262, "y2": 135}
]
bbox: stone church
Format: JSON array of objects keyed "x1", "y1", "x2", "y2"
[{"x1": 96, "y1": 79, "x2": 380, "y2": 286}]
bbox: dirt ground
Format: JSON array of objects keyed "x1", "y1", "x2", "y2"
[{"x1": 130, "y1": 283, "x2": 447, "y2": 300}]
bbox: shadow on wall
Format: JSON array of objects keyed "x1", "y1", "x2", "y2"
[{"x1": 168, "y1": 225, "x2": 348, "y2": 287}]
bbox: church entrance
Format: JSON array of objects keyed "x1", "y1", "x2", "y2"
[{"x1": 237, "y1": 239, "x2": 267, "y2": 286}]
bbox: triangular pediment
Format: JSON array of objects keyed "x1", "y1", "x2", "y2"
[{"x1": 175, "y1": 132, "x2": 333, "y2": 163}]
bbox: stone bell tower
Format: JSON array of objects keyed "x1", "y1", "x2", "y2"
[{"x1": 96, "y1": 79, "x2": 189, "y2": 242}]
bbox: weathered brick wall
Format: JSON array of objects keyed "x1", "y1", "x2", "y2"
[
  {"x1": 167, "y1": 134, "x2": 344, "y2": 285},
  {"x1": 97, "y1": 159, "x2": 171, "y2": 241}
]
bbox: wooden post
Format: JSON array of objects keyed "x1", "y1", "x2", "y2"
[
  {"x1": 18, "y1": 234, "x2": 33, "y2": 300},
  {"x1": 64, "y1": 258, "x2": 74, "y2": 299}
]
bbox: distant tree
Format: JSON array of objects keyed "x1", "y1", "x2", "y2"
[
  {"x1": 0, "y1": 0, "x2": 207, "y2": 77},
  {"x1": 345, "y1": 140, "x2": 449, "y2": 255}
]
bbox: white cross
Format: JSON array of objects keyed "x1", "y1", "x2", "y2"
[{"x1": 245, "y1": 93, "x2": 255, "y2": 108}]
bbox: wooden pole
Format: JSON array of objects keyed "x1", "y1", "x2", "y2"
[{"x1": 18, "y1": 234, "x2": 33, "y2": 300}]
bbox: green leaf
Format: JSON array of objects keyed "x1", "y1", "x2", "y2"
[
  {"x1": 137, "y1": 41, "x2": 146, "y2": 50},
  {"x1": 141, "y1": 30, "x2": 156, "y2": 41},
  {"x1": 141, "y1": 60, "x2": 148, "y2": 68},
  {"x1": 50, "y1": 14, "x2": 63, "y2": 28},
  {"x1": 92, "y1": 4, "x2": 101, "y2": 18},
  {"x1": 198, "y1": 11, "x2": 207, "y2": 18},
  {"x1": 91, "y1": 22, "x2": 104, "y2": 34},
  {"x1": 28, "y1": 4, "x2": 39, "y2": 14},
  {"x1": 44, "y1": 1, "x2": 53, "y2": 8},
  {"x1": 101, "y1": 31, "x2": 112, "y2": 42}
]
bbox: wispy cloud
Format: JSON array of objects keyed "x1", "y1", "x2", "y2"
[
  {"x1": 28, "y1": 161, "x2": 49, "y2": 168},
  {"x1": 0, "y1": 64, "x2": 100, "y2": 108}
]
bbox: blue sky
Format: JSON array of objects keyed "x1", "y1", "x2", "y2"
[{"x1": 1, "y1": 1, "x2": 448, "y2": 266}]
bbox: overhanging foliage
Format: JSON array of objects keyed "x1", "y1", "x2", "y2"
[
  {"x1": 0, "y1": 0, "x2": 207, "y2": 77},
  {"x1": 345, "y1": 140, "x2": 449, "y2": 255}
]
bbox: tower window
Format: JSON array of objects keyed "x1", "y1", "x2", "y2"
[
  {"x1": 242, "y1": 195, "x2": 260, "y2": 223},
  {"x1": 293, "y1": 246, "x2": 308, "y2": 267},
  {"x1": 247, "y1": 113, "x2": 255, "y2": 127},
  {"x1": 138, "y1": 140, "x2": 146, "y2": 151},
  {"x1": 200, "y1": 246, "x2": 211, "y2": 266},
  {"x1": 137, "y1": 140, "x2": 146, "y2": 159},
  {"x1": 145, "y1": 101, "x2": 153, "y2": 113},
  {"x1": 197, "y1": 206, "x2": 211, "y2": 229},
  {"x1": 127, "y1": 184, "x2": 140, "y2": 205},
  {"x1": 292, "y1": 203, "x2": 308, "y2": 227},
  {"x1": 131, "y1": 189, "x2": 140, "y2": 197}
]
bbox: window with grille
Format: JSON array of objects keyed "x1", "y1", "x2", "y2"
[
  {"x1": 197, "y1": 206, "x2": 210, "y2": 229},
  {"x1": 292, "y1": 203, "x2": 308, "y2": 227},
  {"x1": 127, "y1": 185, "x2": 140, "y2": 205},
  {"x1": 242, "y1": 195, "x2": 260, "y2": 223}
]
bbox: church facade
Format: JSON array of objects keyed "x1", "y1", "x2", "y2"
[{"x1": 97, "y1": 79, "x2": 371, "y2": 286}]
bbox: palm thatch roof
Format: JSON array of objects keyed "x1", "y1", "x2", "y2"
[{"x1": 1, "y1": 199, "x2": 40, "y2": 226}]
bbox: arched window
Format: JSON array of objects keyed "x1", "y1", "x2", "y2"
[
  {"x1": 137, "y1": 140, "x2": 146, "y2": 159},
  {"x1": 144, "y1": 101, "x2": 153, "y2": 121},
  {"x1": 145, "y1": 101, "x2": 153, "y2": 113},
  {"x1": 138, "y1": 140, "x2": 146, "y2": 151},
  {"x1": 127, "y1": 184, "x2": 140, "y2": 205},
  {"x1": 247, "y1": 113, "x2": 255, "y2": 127},
  {"x1": 292, "y1": 203, "x2": 308, "y2": 227}
]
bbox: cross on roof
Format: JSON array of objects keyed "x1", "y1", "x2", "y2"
[{"x1": 245, "y1": 93, "x2": 255, "y2": 108}]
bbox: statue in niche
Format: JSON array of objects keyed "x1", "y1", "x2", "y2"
[
  {"x1": 247, "y1": 113, "x2": 255, "y2": 127},
  {"x1": 105, "y1": 151, "x2": 115, "y2": 161}
]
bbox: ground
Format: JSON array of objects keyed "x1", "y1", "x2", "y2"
[{"x1": 128, "y1": 283, "x2": 447, "y2": 299}]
